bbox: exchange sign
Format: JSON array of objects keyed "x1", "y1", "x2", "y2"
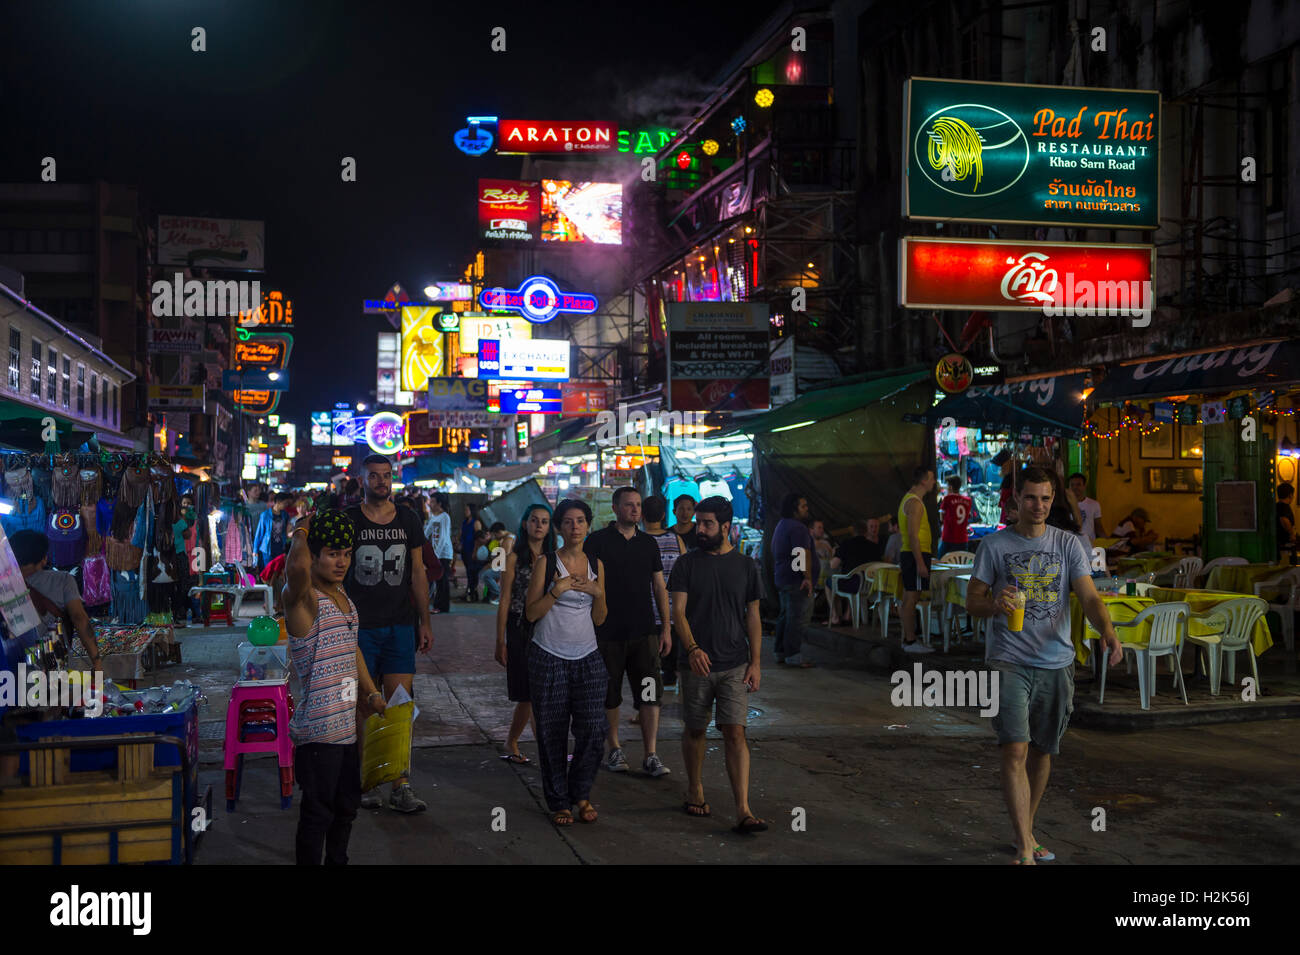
[{"x1": 903, "y1": 77, "x2": 1160, "y2": 229}]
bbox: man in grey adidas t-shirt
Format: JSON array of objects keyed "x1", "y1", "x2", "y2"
[{"x1": 966, "y1": 466, "x2": 1122, "y2": 866}]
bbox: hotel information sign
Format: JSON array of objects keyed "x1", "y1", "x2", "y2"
[{"x1": 903, "y1": 77, "x2": 1160, "y2": 229}]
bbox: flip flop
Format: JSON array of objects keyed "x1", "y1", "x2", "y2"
[
  {"x1": 683, "y1": 801, "x2": 711, "y2": 817},
  {"x1": 732, "y1": 816, "x2": 768, "y2": 834},
  {"x1": 1012, "y1": 856, "x2": 1032, "y2": 865},
  {"x1": 576, "y1": 802, "x2": 598, "y2": 824},
  {"x1": 500, "y1": 753, "x2": 530, "y2": 765},
  {"x1": 1033, "y1": 844, "x2": 1055, "y2": 861},
  {"x1": 551, "y1": 810, "x2": 573, "y2": 826}
]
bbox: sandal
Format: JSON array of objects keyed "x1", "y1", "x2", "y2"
[
  {"x1": 551, "y1": 810, "x2": 574, "y2": 826},
  {"x1": 500, "y1": 752, "x2": 530, "y2": 765},
  {"x1": 1033, "y1": 844, "x2": 1055, "y2": 861},
  {"x1": 1012, "y1": 856, "x2": 1032, "y2": 865},
  {"x1": 732, "y1": 816, "x2": 768, "y2": 834},
  {"x1": 576, "y1": 801, "x2": 598, "y2": 824},
  {"x1": 683, "y1": 801, "x2": 711, "y2": 817}
]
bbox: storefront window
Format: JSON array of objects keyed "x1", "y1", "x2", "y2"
[
  {"x1": 47, "y1": 347, "x2": 57, "y2": 403},
  {"x1": 7, "y1": 326, "x2": 19, "y2": 391},
  {"x1": 30, "y1": 339, "x2": 41, "y2": 398},
  {"x1": 89, "y1": 371, "x2": 98, "y2": 419},
  {"x1": 61, "y1": 356, "x2": 70, "y2": 409},
  {"x1": 76, "y1": 363, "x2": 85, "y2": 415}
]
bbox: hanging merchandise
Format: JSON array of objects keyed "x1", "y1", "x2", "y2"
[
  {"x1": 81, "y1": 551, "x2": 112, "y2": 608},
  {"x1": 51, "y1": 453, "x2": 82, "y2": 508},
  {"x1": 47, "y1": 509, "x2": 86, "y2": 569},
  {"x1": 30, "y1": 459, "x2": 52, "y2": 510},
  {"x1": 101, "y1": 456, "x2": 125, "y2": 500},
  {"x1": 78, "y1": 467, "x2": 103, "y2": 508}
]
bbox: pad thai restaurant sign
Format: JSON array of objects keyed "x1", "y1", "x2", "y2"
[{"x1": 903, "y1": 77, "x2": 1160, "y2": 229}]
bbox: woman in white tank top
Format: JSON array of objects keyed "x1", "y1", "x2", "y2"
[{"x1": 524, "y1": 499, "x2": 609, "y2": 826}]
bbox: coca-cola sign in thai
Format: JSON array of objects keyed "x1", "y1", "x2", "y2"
[{"x1": 899, "y1": 237, "x2": 1154, "y2": 319}]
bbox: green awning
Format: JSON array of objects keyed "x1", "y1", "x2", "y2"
[
  {"x1": 0, "y1": 403, "x2": 83, "y2": 452},
  {"x1": 730, "y1": 370, "x2": 930, "y2": 434}
]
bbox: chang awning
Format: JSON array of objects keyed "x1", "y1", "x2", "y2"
[
  {"x1": 1091, "y1": 339, "x2": 1300, "y2": 401},
  {"x1": 922, "y1": 372, "x2": 1089, "y2": 437}
]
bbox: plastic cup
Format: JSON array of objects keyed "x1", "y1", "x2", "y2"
[{"x1": 1007, "y1": 590, "x2": 1026, "y2": 632}]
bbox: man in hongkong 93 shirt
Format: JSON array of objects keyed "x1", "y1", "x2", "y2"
[{"x1": 343, "y1": 454, "x2": 433, "y2": 815}]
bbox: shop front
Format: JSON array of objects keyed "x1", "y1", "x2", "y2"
[
  {"x1": 1086, "y1": 339, "x2": 1300, "y2": 562},
  {"x1": 920, "y1": 371, "x2": 1089, "y2": 539}
]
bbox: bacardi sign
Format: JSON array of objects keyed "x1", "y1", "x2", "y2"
[
  {"x1": 899, "y1": 237, "x2": 1154, "y2": 318},
  {"x1": 497, "y1": 120, "x2": 615, "y2": 154}
]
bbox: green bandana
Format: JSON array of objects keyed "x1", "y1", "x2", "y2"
[{"x1": 309, "y1": 508, "x2": 355, "y2": 553}]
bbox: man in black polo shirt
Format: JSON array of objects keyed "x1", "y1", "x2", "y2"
[{"x1": 584, "y1": 486, "x2": 672, "y2": 777}]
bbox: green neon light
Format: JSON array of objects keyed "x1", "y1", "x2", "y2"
[{"x1": 617, "y1": 127, "x2": 678, "y2": 155}]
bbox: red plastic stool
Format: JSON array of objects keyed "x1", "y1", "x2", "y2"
[
  {"x1": 205, "y1": 591, "x2": 233, "y2": 627},
  {"x1": 224, "y1": 681, "x2": 294, "y2": 811}
]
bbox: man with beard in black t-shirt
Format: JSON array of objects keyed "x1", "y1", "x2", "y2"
[{"x1": 344, "y1": 454, "x2": 433, "y2": 814}]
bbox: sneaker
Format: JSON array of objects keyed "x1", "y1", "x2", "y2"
[
  {"x1": 360, "y1": 789, "x2": 383, "y2": 810},
  {"x1": 605, "y1": 747, "x2": 630, "y2": 772},
  {"x1": 388, "y1": 784, "x2": 428, "y2": 813},
  {"x1": 643, "y1": 753, "x2": 671, "y2": 777},
  {"x1": 902, "y1": 640, "x2": 934, "y2": 654}
]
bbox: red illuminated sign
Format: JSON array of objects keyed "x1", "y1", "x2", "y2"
[
  {"x1": 478, "y1": 179, "x2": 540, "y2": 241},
  {"x1": 498, "y1": 120, "x2": 615, "y2": 153},
  {"x1": 899, "y1": 237, "x2": 1155, "y2": 314},
  {"x1": 561, "y1": 382, "x2": 610, "y2": 416}
]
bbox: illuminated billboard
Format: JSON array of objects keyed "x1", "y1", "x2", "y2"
[
  {"x1": 477, "y1": 338, "x2": 570, "y2": 382},
  {"x1": 377, "y1": 331, "x2": 399, "y2": 404},
  {"x1": 458, "y1": 313, "x2": 533, "y2": 354},
  {"x1": 310, "y1": 412, "x2": 332, "y2": 446},
  {"x1": 500, "y1": 387, "x2": 562, "y2": 414},
  {"x1": 497, "y1": 120, "x2": 615, "y2": 154},
  {"x1": 540, "y1": 180, "x2": 622, "y2": 244},
  {"x1": 479, "y1": 179, "x2": 540, "y2": 242},
  {"x1": 902, "y1": 77, "x2": 1160, "y2": 229},
  {"x1": 478, "y1": 276, "x2": 598, "y2": 325},
  {"x1": 331, "y1": 409, "x2": 354, "y2": 447},
  {"x1": 400, "y1": 306, "x2": 447, "y2": 391}
]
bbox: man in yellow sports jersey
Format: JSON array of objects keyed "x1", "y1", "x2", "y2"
[{"x1": 898, "y1": 467, "x2": 937, "y2": 654}]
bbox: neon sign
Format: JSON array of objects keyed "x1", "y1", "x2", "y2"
[
  {"x1": 497, "y1": 120, "x2": 615, "y2": 153},
  {"x1": 365, "y1": 412, "x2": 406, "y2": 455},
  {"x1": 478, "y1": 276, "x2": 597, "y2": 325},
  {"x1": 617, "y1": 128, "x2": 677, "y2": 154}
]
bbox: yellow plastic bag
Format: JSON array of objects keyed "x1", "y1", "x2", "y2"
[{"x1": 360, "y1": 700, "x2": 414, "y2": 793}]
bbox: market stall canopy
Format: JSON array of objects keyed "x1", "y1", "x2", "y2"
[
  {"x1": 1091, "y1": 339, "x2": 1300, "y2": 402},
  {"x1": 921, "y1": 372, "x2": 1089, "y2": 437},
  {"x1": 729, "y1": 370, "x2": 928, "y2": 435}
]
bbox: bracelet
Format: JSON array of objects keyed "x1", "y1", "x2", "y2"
[{"x1": 687, "y1": 645, "x2": 704, "y2": 655}]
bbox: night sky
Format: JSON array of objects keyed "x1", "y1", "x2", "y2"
[{"x1": 1, "y1": 0, "x2": 782, "y2": 426}]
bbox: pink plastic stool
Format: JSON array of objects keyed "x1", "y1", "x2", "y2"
[{"x1": 224, "y1": 681, "x2": 294, "y2": 811}]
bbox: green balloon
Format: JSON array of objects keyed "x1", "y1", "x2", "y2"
[{"x1": 248, "y1": 616, "x2": 280, "y2": 646}]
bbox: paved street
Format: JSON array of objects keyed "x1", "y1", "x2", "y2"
[{"x1": 187, "y1": 600, "x2": 1300, "y2": 865}]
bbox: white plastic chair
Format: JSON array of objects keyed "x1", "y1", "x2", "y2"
[
  {"x1": 1254, "y1": 567, "x2": 1300, "y2": 655},
  {"x1": 1098, "y1": 602, "x2": 1190, "y2": 709},
  {"x1": 828, "y1": 561, "x2": 879, "y2": 630},
  {"x1": 870, "y1": 564, "x2": 900, "y2": 638},
  {"x1": 1089, "y1": 547, "x2": 1108, "y2": 573},
  {"x1": 939, "y1": 551, "x2": 975, "y2": 565},
  {"x1": 1187, "y1": 597, "x2": 1267, "y2": 696},
  {"x1": 1196, "y1": 556, "x2": 1248, "y2": 589},
  {"x1": 1173, "y1": 556, "x2": 1203, "y2": 589}
]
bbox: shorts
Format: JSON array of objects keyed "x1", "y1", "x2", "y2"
[
  {"x1": 680, "y1": 664, "x2": 749, "y2": 730},
  {"x1": 899, "y1": 551, "x2": 931, "y2": 591},
  {"x1": 357, "y1": 624, "x2": 416, "y2": 680},
  {"x1": 598, "y1": 632, "x2": 663, "y2": 709},
  {"x1": 990, "y1": 662, "x2": 1075, "y2": 755},
  {"x1": 505, "y1": 616, "x2": 531, "y2": 703}
]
